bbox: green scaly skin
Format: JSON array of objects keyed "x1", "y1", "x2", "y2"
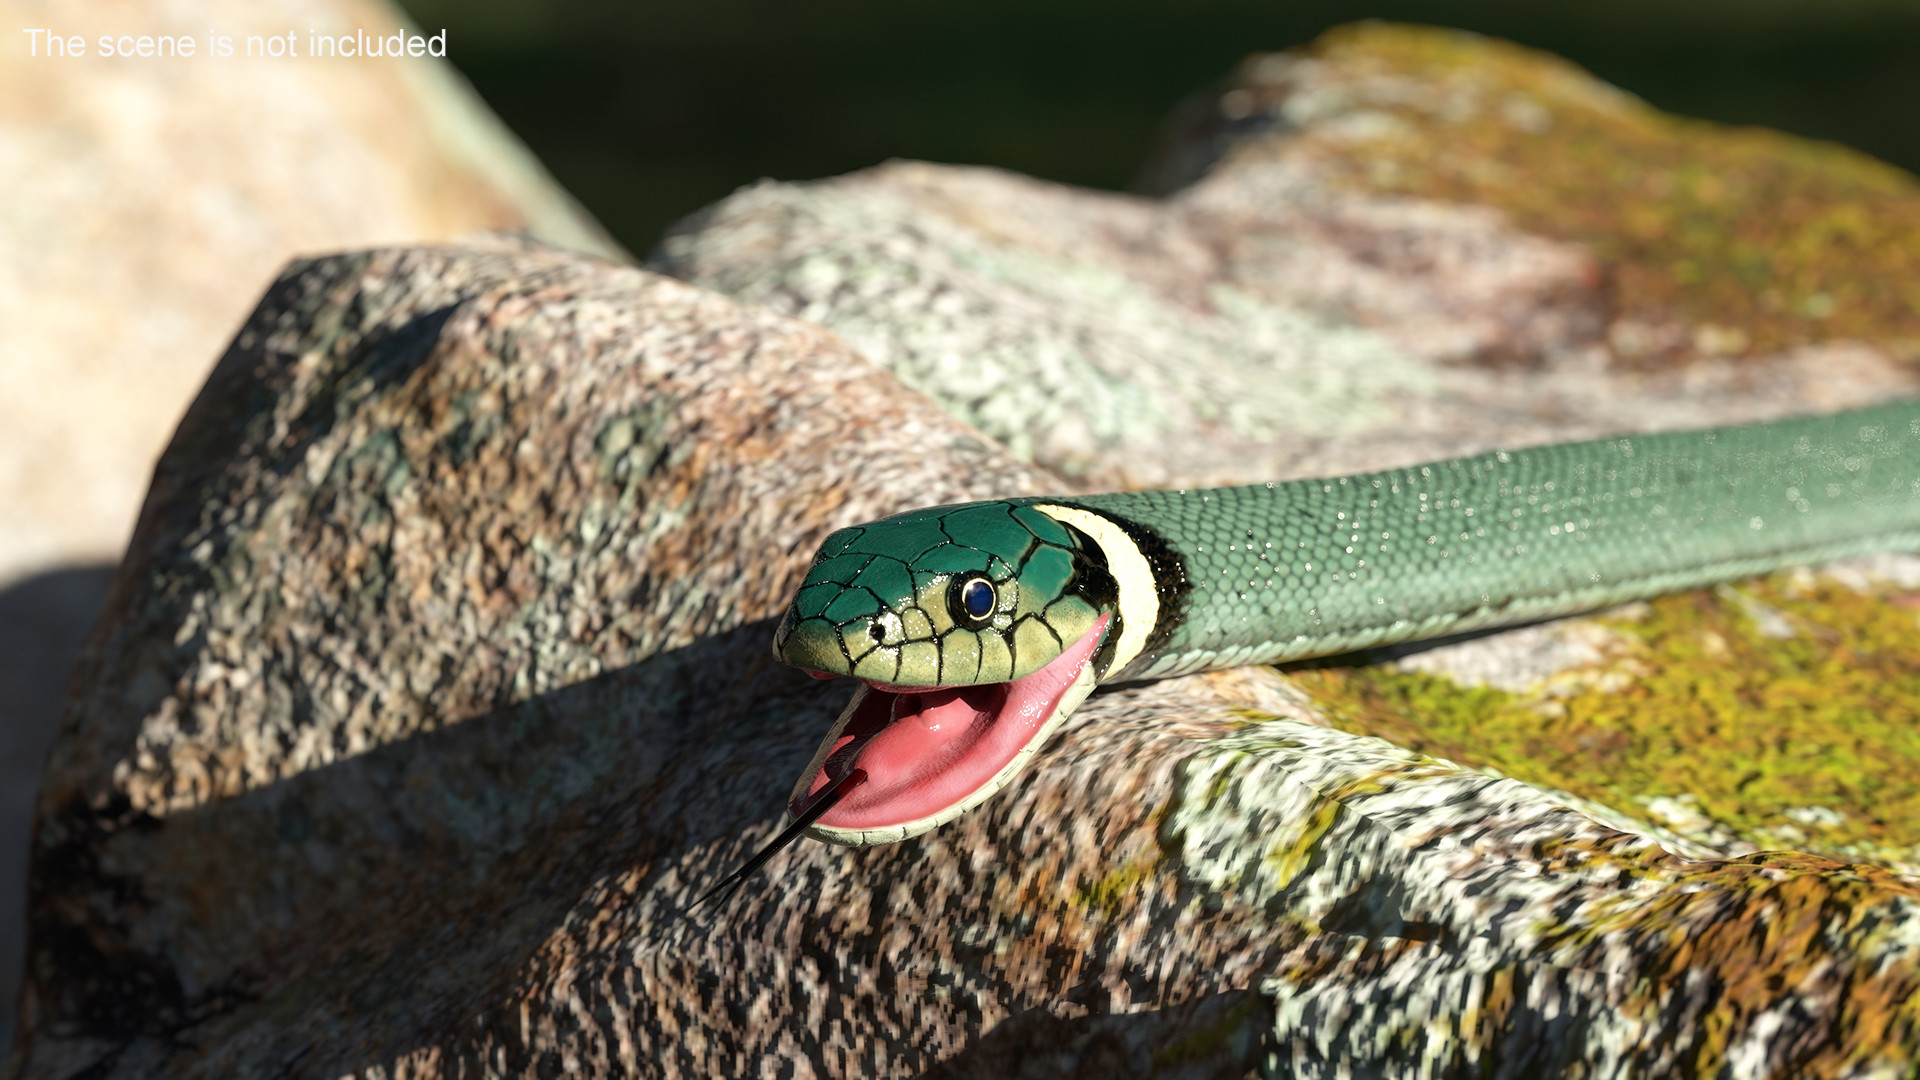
[
  {"x1": 777, "y1": 502, "x2": 1111, "y2": 689},
  {"x1": 772, "y1": 400, "x2": 1920, "y2": 847}
]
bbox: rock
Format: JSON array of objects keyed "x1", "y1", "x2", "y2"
[
  {"x1": 1136, "y1": 23, "x2": 1920, "y2": 364},
  {"x1": 20, "y1": 239, "x2": 1920, "y2": 1080},
  {"x1": 0, "y1": 0, "x2": 621, "y2": 1044},
  {"x1": 653, "y1": 109, "x2": 1916, "y2": 493},
  {"x1": 0, "y1": 0, "x2": 619, "y2": 589}
]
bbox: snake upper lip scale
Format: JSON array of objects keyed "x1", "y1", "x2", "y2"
[{"x1": 699, "y1": 399, "x2": 1920, "y2": 905}]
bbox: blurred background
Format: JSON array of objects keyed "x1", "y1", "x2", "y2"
[
  {"x1": 391, "y1": 0, "x2": 1920, "y2": 257},
  {"x1": 6, "y1": 0, "x2": 1920, "y2": 1052}
]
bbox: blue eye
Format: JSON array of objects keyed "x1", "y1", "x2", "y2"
[{"x1": 959, "y1": 577, "x2": 996, "y2": 620}]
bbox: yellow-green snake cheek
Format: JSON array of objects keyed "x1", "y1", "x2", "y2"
[
  {"x1": 776, "y1": 618, "x2": 852, "y2": 675},
  {"x1": 1009, "y1": 617, "x2": 1062, "y2": 681},
  {"x1": 851, "y1": 646, "x2": 899, "y2": 684},
  {"x1": 895, "y1": 640, "x2": 942, "y2": 684},
  {"x1": 941, "y1": 631, "x2": 983, "y2": 683},
  {"x1": 977, "y1": 632, "x2": 1014, "y2": 683}
]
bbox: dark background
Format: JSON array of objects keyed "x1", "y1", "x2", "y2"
[{"x1": 391, "y1": 0, "x2": 1920, "y2": 258}]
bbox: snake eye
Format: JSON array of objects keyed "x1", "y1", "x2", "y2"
[{"x1": 952, "y1": 576, "x2": 997, "y2": 624}]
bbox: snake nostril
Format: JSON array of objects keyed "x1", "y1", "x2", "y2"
[{"x1": 869, "y1": 622, "x2": 888, "y2": 644}]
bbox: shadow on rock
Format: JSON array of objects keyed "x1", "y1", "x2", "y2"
[
  {"x1": 0, "y1": 562, "x2": 116, "y2": 1051},
  {"x1": 918, "y1": 990, "x2": 1268, "y2": 1080},
  {"x1": 28, "y1": 616, "x2": 856, "y2": 1076}
]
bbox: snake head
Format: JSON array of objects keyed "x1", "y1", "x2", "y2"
[
  {"x1": 774, "y1": 501, "x2": 1117, "y2": 686},
  {"x1": 771, "y1": 499, "x2": 1137, "y2": 845}
]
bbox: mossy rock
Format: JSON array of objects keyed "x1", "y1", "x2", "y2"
[
  {"x1": 1204, "y1": 22, "x2": 1920, "y2": 361},
  {"x1": 1298, "y1": 564, "x2": 1920, "y2": 876}
]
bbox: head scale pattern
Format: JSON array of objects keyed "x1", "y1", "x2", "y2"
[{"x1": 774, "y1": 500, "x2": 1120, "y2": 686}]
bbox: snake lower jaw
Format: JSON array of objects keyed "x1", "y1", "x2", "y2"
[{"x1": 788, "y1": 616, "x2": 1110, "y2": 847}]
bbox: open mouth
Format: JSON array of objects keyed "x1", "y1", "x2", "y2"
[{"x1": 788, "y1": 615, "x2": 1110, "y2": 845}]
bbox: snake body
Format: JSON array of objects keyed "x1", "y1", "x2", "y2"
[{"x1": 768, "y1": 400, "x2": 1920, "y2": 849}]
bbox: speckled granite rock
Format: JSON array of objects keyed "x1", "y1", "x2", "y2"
[
  {"x1": 20, "y1": 240, "x2": 1920, "y2": 1080},
  {"x1": 652, "y1": 158, "x2": 1913, "y2": 496},
  {"x1": 0, "y1": 0, "x2": 622, "y2": 1043}
]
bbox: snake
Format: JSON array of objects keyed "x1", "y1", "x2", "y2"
[{"x1": 695, "y1": 400, "x2": 1920, "y2": 905}]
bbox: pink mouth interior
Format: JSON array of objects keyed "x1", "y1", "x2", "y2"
[{"x1": 792, "y1": 616, "x2": 1109, "y2": 831}]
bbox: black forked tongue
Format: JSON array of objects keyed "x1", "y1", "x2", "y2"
[{"x1": 686, "y1": 768, "x2": 868, "y2": 917}]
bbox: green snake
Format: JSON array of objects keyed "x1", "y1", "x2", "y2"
[{"x1": 696, "y1": 400, "x2": 1920, "y2": 903}]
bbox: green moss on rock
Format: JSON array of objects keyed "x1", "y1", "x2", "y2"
[
  {"x1": 1294, "y1": 572, "x2": 1920, "y2": 871},
  {"x1": 1238, "y1": 22, "x2": 1920, "y2": 359},
  {"x1": 1069, "y1": 857, "x2": 1156, "y2": 915},
  {"x1": 1558, "y1": 852, "x2": 1920, "y2": 1076}
]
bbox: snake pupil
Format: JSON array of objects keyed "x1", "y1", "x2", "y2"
[{"x1": 960, "y1": 577, "x2": 995, "y2": 620}]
